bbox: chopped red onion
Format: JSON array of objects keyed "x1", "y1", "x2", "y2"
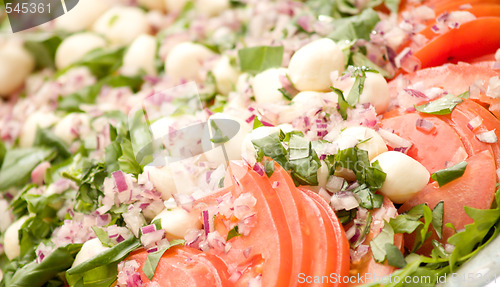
[
  {"x1": 272, "y1": 181, "x2": 279, "y2": 188},
  {"x1": 476, "y1": 130, "x2": 498, "y2": 143},
  {"x1": 141, "y1": 224, "x2": 156, "y2": 234},
  {"x1": 330, "y1": 191, "x2": 359, "y2": 211},
  {"x1": 202, "y1": 210, "x2": 210, "y2": 236},
  {"x1": 229, "y1": 271, "x2": 242, "y2": 283},
  {"x1": 243, "y1": 247, "x2": 252, "y2": 258},
  {"x1": 487, "y1": 76, "x2": 500, "y2": 99},
  {"x1": 377, "y1": 128, "x2": 413, "y2": 153},
  {"x1": 140, "y1": 229, "x2": 165, "y2": 249},
  {"x1": 252, "y1": 163, "x2": 265, "y2": 177},
  {"x1": 416, "y1": 118, "x2": 435, "y2": 132},
  {"x1": 404, "y1": 88, "x2": 427, "y2": 99},
  {"x1": 326, "y1": 176, "x2": 345, "y2": 193},
  {"x1": 112, "y1": 171, "x2": 129, "y2": 192},
  {"x1": 350, "y1": 244, "x2": 370, "y2": 262},
  {"x1": 31, "y1": 161, "x2": 50, "y2": 186},
  {"x1": 467, "y1": 116, "x2": 483, "y2": 131}
]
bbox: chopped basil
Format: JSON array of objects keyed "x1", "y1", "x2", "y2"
[
  {"x1": 431, "y1": 201, "x2": 444, "y2": 239},
  {"x1": 226, "y1": 226, "x2": 241, "y2": 241},
  {"x1": 252, "y1": 117, "x2": 264, "y2": 129},
  {"x1": 352, "y1": 184, "x2": 383, "y2": 209},
  {"x1": 0, "y1": 140, "x2": 6, "y2": 167},
  {"x1": 8, "y1": 244, "x2": 82, "y2": 287},
  {"x1": 331, "y1": 87, "x2": 349, "y2": 120},
  {"x1": 370, "y1": 223, "x2": 394, "y2": 262},
  {"x1": 345, "y1": 69, "x2": 366, "y2": 107},
  {"x1": 34, "y1": 127, "x2": 71, "y2": 161},
  {"x1": 431, "y1": 161, "x2": 467, "y2": 187},
  {"x1": 143, "y1": 239, "x2": 185, "y2": 280},
  {"x1": 264, "y1": 159, "x2": 275, "y2": 177},
  {"x1": 23, "y1": 32, "x2": 65, "y2": 70},
  {"x1": 327, "y1": 8, "x2": 380, "y2": 41},
  {"x1": 67, "y1": 47, "x2": 126, "y2": 79},
  {"x1": 351, "y1": 52, "x2": 392, "y2": 79},
  {"x1": 238, "y1": 46, "x2": 284, "y2": 74},
  {"x1": 91, "y1": 226, "x2": 113, "y2": 248},
  {"x1": 67, "y1": 236, "x2": 141, "y2": 275},
  {"x1": 415, "y1": 94, "x2": 463, "y2": 115},
  {"x1": 336, "y1": 209, "x2": 357, "y2": 225},
  {"x1": 0, "y1": 147, "x2": 55, "y2": 191},
  {"x1": 385, "y1": 243, "x2": 406, "y2": 268}
]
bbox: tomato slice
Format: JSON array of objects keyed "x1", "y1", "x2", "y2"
[
  {"x1": 347, "y1": 196, "x2": 403, "y2": 286},
  {"x1": 126, "y1": 246, "x2": 232, "y2": 286},
  {"x1": 300, "y1": 188, "x2": 350, "y2": 286},
  {"x1": 413, "y1": 17, "x2": 500, "y2": 69},
  {"x1": 380, "y1": 112, "x2": 468, "y2": 173},
  {"x1": 399, "y1": 150, "x2": 497, "y2": 254}
]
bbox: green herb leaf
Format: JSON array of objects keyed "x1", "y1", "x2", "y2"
[
  {"x1": 431, "y1": 161, "x2": 467, "y2": 187},
  {"x1": 415, "y1": 94, "x2": 463, "y2": 115},
  {"x1": 91, "y1": 227, "x2": 113, "y2": 248},
  {"x1": 252, "y1": 117, "x2": 264, "y2": 129},
  {"x1": 328, "y1": 8, "x2": 380, "y2": 41},
  {"x1": 264, "y1": 159, "x2": 275, "y2": 177},
  {"x1": 370, "y1": 222, "x2": 394, "y2": 262},
  {"x1": 24, "y1": 33, "x2": 65, "y2": 69},
  {"x1": 67, "y1": 236, "x2": 140, "y2": 275},
  {"x1": 331, "y1": 87, "x2": 349, "y2": 120},
  {"x1": 10, "y1": 244, "x2": 82, "y2": 287},
  {"x1": 34, "y1": 127, "x2": 71, "y2": 161},
  {"x1": 385, "y1": 243, "x2": 406, "y2": 268},
  {"x1": 352, "y1": 184, "x2": 383, "y2": 209},
  {"x1": 351, "y1": 52, "x2": 392, "y2": 79},
  {"x1": 238, "y1": 46, "x2": 284, "y2": 74},
  {"x1": 226, "y1": 226, "x2": 241, "y2": 241},
  {"x1": 345, "y1": 69, "x2": 366, "y2": 106},
  {"x1": 431, "y1": 201, "x2": 444, "y2": 239},
  {"x1": 69, "y1": 47, "x2": 126, "y2": 79},
  {"x1": 0, "y1": 148, "x2": 55, "y2": 190},
  {"x1": 413, "y1": 205, "x2": 433, "y2": 252},
  {"x1": 143, "y1": 240, "x2": 185, "y2": 280}
]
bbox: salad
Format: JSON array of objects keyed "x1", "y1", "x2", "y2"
[{"x1": 0, "y1": 0, "x2": 499, "y2": 286}]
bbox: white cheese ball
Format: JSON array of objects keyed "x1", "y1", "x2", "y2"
[
  {"x1": 56, "y1": 33, "x2": 106, "y2": 70},
  {"x1": 143, "y1": 165, "x2": 177, "y2": 200},
  {"x1": 19, "y1": 111, "x2": 60, "y2": 148},
  {"x1": 53, "y1": 113, "x2": 90, "y2": 145},
  {"x1": 241, "y1": 124, "x2": 293, "y2": 164},
  {"x1": 371, "y1": 151, "x2": 430, "y2": 204},
  {"x1": 252, "y1": 68, "x2": 288, "y2": 104},
  {"x1": 288, "y1": 38, "x2": 344, "y2": 92},
  {"x1": 212, "y1": 56, "x2": 239, "y2": 95},
  {"x1": 55, "y1": 0, "x2": 111, "y2": 32},
  {"x1": 164, "y1": 0, "x2": 190, "y2": 13},
  {"x1": 153, "y1": 207, "x2": 201, "y2": 239},
  {"x1": 0, "y1": 41, "x2": 35, "y2": 97},
  {"x1": 202, "y1": 113, "x2": 252, "y2": 165},
  {"x1": 93, "y1": 7, "x2": 151, "y2": 46},
  {"x1": 195, "y1": 0, "x2": 230, "y2": 16},
  {"x1": 138, "y1": 0, "x2": 166, "y2": 11},
  {"x1": 165, "y1": 42, "x2": 215, "y2": 82},
  {"x1": 122, "y1": 34, "x2": 157, "y2": 76},
  {"x1": 333, "y1": 71, "x2": 390, "y2": 114},
  {"x1": 72, "y1": 238, "x2": 110, "y2": 267},
  {"x1": 4, "y1": 216, "x2": 28, "y2": 260},
  {"x1": 336, "y1": 126, "x2": 388, "y2": 161}
]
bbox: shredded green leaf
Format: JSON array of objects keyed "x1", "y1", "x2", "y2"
[
  {"x1": 415, "y1": 94, "x2": 463, "y2": 115},
  {"x1": 238, "y1": 46, "x2": 284, "y2": 74},
  {"x1": 431, "y1": 161, "x2": 467, "y2": 187}
]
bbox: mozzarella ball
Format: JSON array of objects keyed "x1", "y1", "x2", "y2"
[
  {"x1": 138, "y1": 0, "x2": 166, "y2": 11},
  {"x1": 153, "y1": 207, "x2": 201, "y2": 239},
  {"x1": 371, "y1": 151, "x2": 430, "y2": 204},
  {"x1": 20, "y1": 111, "x2": 60, "y2": 148},
  {"x1": 4, "y1": 216, "x2": 28, "y2": 260},
  {"x1": 165, "y1": 42, "x2": 215, "y2": 82},
  {"x1": 335, "y1": 126, "x2": 388, "y2": 161},
  {"x1": 241, "y1": 124, "x2": 293, "y2": 163},
  {"x1": 0, "y1": 41, "x2": 35, "y2": 97},
  {"x1": 333, "y1": 71, "x2": 390, "y2": 114},
  {"x1": 122, "y1": 34, "x2": 157, "y2": 76},
  {"x1": 93, "y1": 7, "x2": 151, "y2": 46},
  {"x1": 164, "y1": 0, "x2": 190, "y2": 13},
  {"x1": 53, "y1": 113, "x2": 90, "y2": 145},
  {"x1": 212, "y1": 56, "x2": 239, "y2": 95},
  {"x1": 72, "y1": 238, "x2": 110, "y2": 267},
  {"x1": 143, "y1": 165, "x2": 177, "y2": 200},
  {"x1": 252, "y1": 68, "x2": 288, "y2": 104},
  {"x1": 195, "y1": 0, "x2": 230, "y2": 16},
  {"x1": 55, "y1": 0, "x2": 111, "y2": 32},
  {"x1": 288, "y1": 38, "x2": 344, "y2": 92},
  {"x1": 56, "y1": 33, "x2": 106, "y2": 70},
  {"x1": 202, "y1": 113, "x2": 252, "y2": 165}
]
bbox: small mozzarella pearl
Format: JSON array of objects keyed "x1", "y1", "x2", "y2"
[
  {"x1": 72, "y1": 238, "x2": 110, "y2": 267},
  {"x1": 93, "y1": 7, "x2": 151, "y2": 46},
  {"x1": 335, "y1": 126, "x2": 388, "y2": 161},
  {"x1": 4, "y1": 216, "x2": 28, "y2": 260},
  {"x1": 122, "y1": 34, "x2": 157, "y2": 76},
  {"x1": 165, "y1": 42, "x2": 215, "y2": 82},
  {"x1": 153, "y1": 207, "x2": 202, "y2": 239},
  {"x1": 252, "y1": 68, "x2": 288, "y2": 104},
  {"x1": 56, "y1": 33, "x2": 106, "y2": 69}
]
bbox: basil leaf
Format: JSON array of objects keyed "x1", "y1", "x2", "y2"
[
  {"x1": 252, "y1": 117, "x2": 264, "y2": 129},
  {"x1": 34, "y1": 127, "x2": 71, "y2": 160},
  {"x1": 431, "y1": 161, "x2": 467, "y2": 187},
  {"x1": 252, "y1": 132, "x2": 288, "y2": 168},
  {"x1": 389, "y1": 212, "x2": 423, "y2": 234},
  {"x1": 385, "y1": 243, "x2": 406, "y2": 268},
  {"x1": 24, "y1": 33, "x2": 65, "y2": 69},
  {"x1": 413, "y1": 205, "x2": 433, "y2": 252},
  {"x1": 9, "y1": 244, "x2": 82, "y2": 287},
  {"x1": 328, "y1": 8, "x2": 380, "y2": 41},
  {"x1": 352, "y1": 184, "x2": 383, "y2": 210},
  {"x1": 0, "y1": 139, "x2": 6, "y2": 167},
  {"x1": 264, "y1": 159, "x2": 275, "y2": 177},
  {"x1": 67, "y1": 236, "x2": 140, "y2": 275},
  {"x1": 415, "y1": 94, "x2": 463, "y2": 115},
  {"x1": 128, "y1": 109, "x2": 154, "y2": 167},
  {"x1": 143, "y1": 239, "x2": 185, "y2": 280},
  {"x1": 91, "y1": 227, "x2": 113, "y2": 248},
  {"x1": 331, "y1": 87, "x2": 349, "y2": 120},
  {"x1": 69, "y1": 47, "x2": 126, "y2": 79},
  {"x1": 431, "y1": 201, "x2": 444, "y2": 239},
  {"x1": 345, "y1": 70, "x2": 366, "y2": 106},
  {"x1": 384, "y1": 0, "x2": 401, "y2": 14},
  {"x1": 238, "y1": 46, "x2": 284, "y2": 74},
  {"x1": 370, "y1": 222, "x2": 394, "y2": 262},
  {"x1": 0, "y1": 148, "x2": 55, "y2": 190},
  {"x1": 351, "y1": 52, "x2": 392, "y2": 79},
  {"x1": 66, "y1": 264, "x2": 118, "y2": 287}
]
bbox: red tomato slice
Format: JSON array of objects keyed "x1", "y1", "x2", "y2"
[
  {"x1": 413, "y1": 17, "x2": 500, "y2": 69},
  {"x1": 126, "y1": 246, "x2": 232, "y2": 286},
  {"x1": 399, "y1": 150, "x2": 497, "y2": 254},
  {"x1": 380, "y1": 112, "x2": 468, "y2": 173},
  {"x1": 300, "y1": 188, "x2": 350, "y2": 286},
  {"x1": 346, "y1": 197, "x2": 403, "y2": 286}
]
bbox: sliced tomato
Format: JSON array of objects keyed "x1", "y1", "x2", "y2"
[
  {"x1": 399, "y1": 150, "x2": 497, "y2": 254},
  {"x1": 300, "y1": 188, "x2": 350, "y2": 286},
  {"x1": 380, "y1": 112, "x2": 468, "y2": 173},
  {"x1": 413, "y1": 17, "x2": 500, "y2": 69},
  {"x1": 126, "y1": 246, "x2": 232, "y2": 286},
  {"x1": 346, "y1": 197, "x2": 403, "y2": 286}
]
